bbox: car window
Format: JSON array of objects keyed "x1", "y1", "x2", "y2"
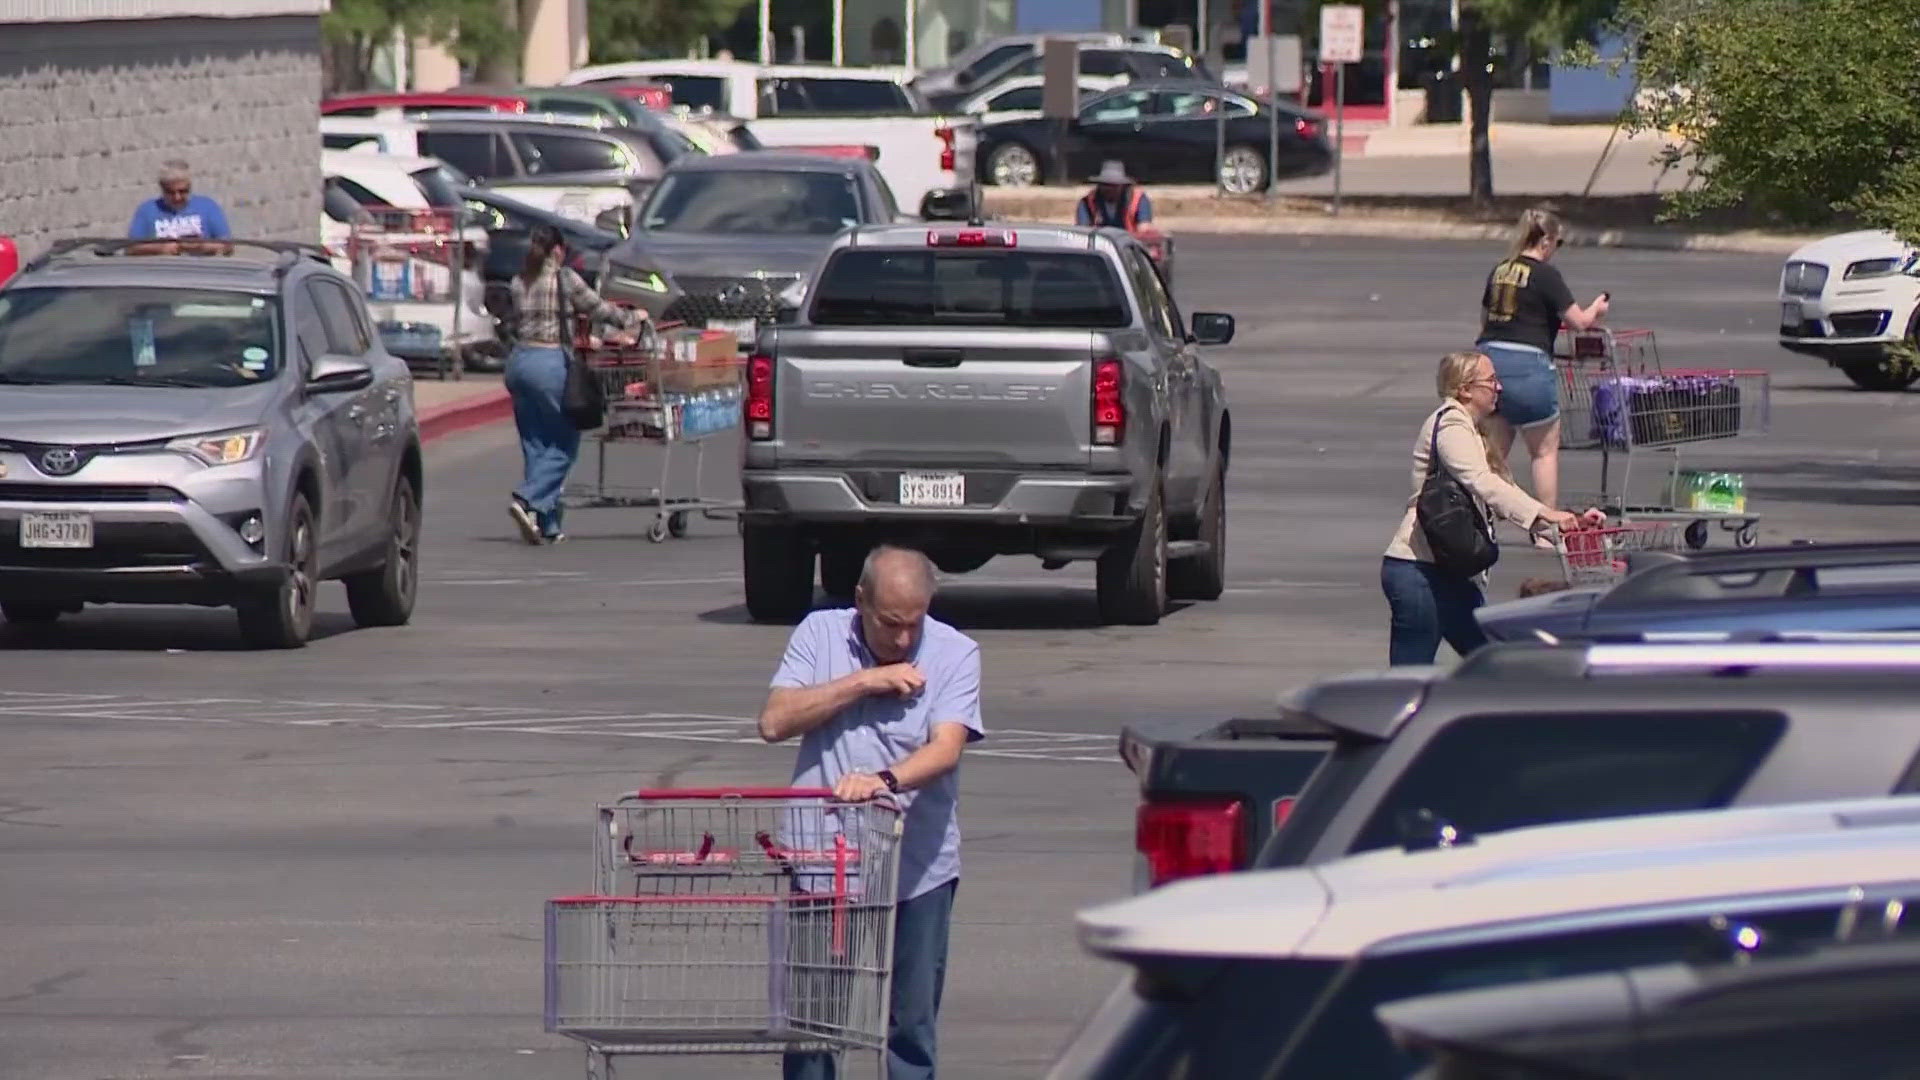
[
  {"x1": 758, "y1": 78, "x2": 811, "y2": 114},
  {"x1": 1081, "y1": 50, "x2": 1135, "y2": 76},
  {"x1": 307, "y1": 280, "x2": 371, "y2": 355},
  {"x1": 961, "y1": 43, "x2": 1030, "y2": 81},
  {"x1": 328, "y1": 176, "x2": 390, "y2": 207},
  {"x1": 1122, "y1": 247, "x2": 1180, "y2": 340},
  {"x1": 539, "y1": 98, "x2": 619, "y2": 122},
  {"x1": 322, "y1": 181, "x2": 372, "y2": 225},
  {"x1": 325, "y1": 106, "x2": 377, "y2": 117},
  {"x1": 988, "y1": 85, "x2": 1043, "y2": 111},
  {"x1": 510, "y1": 132, "x2": 632, "y2": 175},
  {"x1": 407, "y1": 164, "x2": 469, "y2": 209},
  {"x1": 0, "y1": 286, "x2": 281, "y2": 386},
  {"x1": 419, "y1": 131, "x2": 507, "y2": 181},
  {"x1": 1082, "y1": 89, "x2": 1156, "y2": 123},
  {"x1": 1154, "y1": 90, "x2": 1225, "y2": 120},
  {"x1": 638, "y1": 74, "x2": 725, "y2": 112},
  {"x1": 323, "y1": 133, "x2": 381, "y2": 151},
  {"x1": 1267, "y1": 905, "x2": 1855, "y2": 1079},
  {"x1": 641, "y1": 170, "x2": 861, "y2": 236},
  {"x1": 870, "y1": 171, "x2": 900, "y2": 221},
  {"x1": 1347, "y1": 711, "x2": 1789, "y2": 855},
  {"x1": 811, "y1": 250, "x2": 1130, "y2": 328},
  {"x1": 1136, "y1": 52, "x2": 1199, "y2": 79},
  {"x1": 1005, "y1": 55, "x2": 1042, "y2": 79}
]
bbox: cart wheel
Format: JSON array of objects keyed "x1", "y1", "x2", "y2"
[
  {"x1": 1736, "y1": 524, "x2": 1759, "y2": 548},
  {"x1": 668, "y1": 511, "x2": 689, "y2": 538},
  {"x1": 648, "y1": 517, "x2": 669, "y2": 543},
  {"x1": 1684, "y1": 521, "x2": 1711, "y2": 550}
]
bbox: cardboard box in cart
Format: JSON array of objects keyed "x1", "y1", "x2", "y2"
[{"x1": 666, "y1": 328, "x2": 743, "y2": 389}]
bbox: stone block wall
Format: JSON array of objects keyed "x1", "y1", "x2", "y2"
[{"x1": 0, "y1": 15, "x2": 322, "y2": 258}]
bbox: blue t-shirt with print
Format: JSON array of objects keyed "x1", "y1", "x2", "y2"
[{"x1": 128, "y1": 194, "x2": 232, "y2": 241}]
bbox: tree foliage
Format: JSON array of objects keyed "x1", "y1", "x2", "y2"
[
  {"x1": 322, "y1": 0, "x2": 519, "y2": 92},
  {"x1": 1617, "y1": 0, "x2": 1920, "y2": 241},
  {"x1": 1457, "y1": 0, "x2": 1619, "y2": 203},
  {"x1": 587, "y1": 0, "x2": 759, "y2": 62}
]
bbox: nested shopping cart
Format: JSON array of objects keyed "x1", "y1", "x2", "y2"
[
  {"x1": 1556, "y1": 327, "x2": 1771, "y2": 549},
  {"x1": 1555, "y1": 522, "x2": 1690, "y2": 586},
  {"x1": 545, "y1": 788, "x2": 904, "y2": 1079}
]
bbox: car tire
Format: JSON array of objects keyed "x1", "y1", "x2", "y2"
[
  {"x1": 344, "y1": 474, "x2": 421, "y2": 628},
  {"x1": 1168, "y1": 461, "x2": 1225, "y2": 602},
  {"x1": 238, "y1": 493, "x2": 317, "y2": 650},
  {"x1": 987, "y1": 142, "x2": 1042, "y2": 188},
  {"x1": 743, "y1": 522, "x2": 815, "y2": 624},
  {"x1": 1219, "y1": 144, "x2": 1268, "y2": 196},
  {"x1": 819, "y1": 542, "x2": 867, "y2": 601},
  {"x1": 1097, "y1": 479, "x2": 1168, "y2": 626},
  {"x1": 1, "y1": 600, "x2": 62, "y2": 626}
]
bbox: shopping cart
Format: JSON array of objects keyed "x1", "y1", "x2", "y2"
[
  {"x1": 1555, "y1": 522, "x2": 1689, "y2": 586},
  {"x1": 546, "y1": 788, "x2": 904, "y2": 1079},
  {"x1": 1555, "y1": 327, "x2": 1771, "y2": 549}
]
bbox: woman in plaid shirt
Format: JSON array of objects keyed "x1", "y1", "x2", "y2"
[{"x1": 505, "y1": 225, "x2": 645, "y2": 544}]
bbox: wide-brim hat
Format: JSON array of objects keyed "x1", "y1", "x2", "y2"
[{"x1": 1088, "y1": 160, "x2": 1134, "y2": 185}]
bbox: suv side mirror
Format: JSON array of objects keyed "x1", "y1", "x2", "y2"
[
  {"x1": 919, "y1": 187, "x2": 975, "y2": 222},
  {"x1": 1190, "y1": 312, "x2": 1235, "y2": 345},
  {"x1": 307, "y1": 354, "x2": 375, "y2": 394}
]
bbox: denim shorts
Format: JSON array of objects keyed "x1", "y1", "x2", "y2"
[{"x1": 1478, "y1": 340, "x2": 1559, "y2": 429}]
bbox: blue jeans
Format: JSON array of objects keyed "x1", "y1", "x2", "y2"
[
  {"x1": 1478, "y1": 340, "x2": 1559, "y2": 429},
  {"x1": 1382, "y1": 556, "x2": 1488, "y2": 665},
  {"x1": 504, "y1": 344, "x2": 577, "y2": 536},
  {"x1": 784, "y1": 878, "x2": 957, "y2": 1080}
]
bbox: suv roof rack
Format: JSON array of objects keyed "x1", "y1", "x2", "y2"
[
  {"x1": 1456, "y1": 639, "x2": 1920, "y2": 679},
  {"x1": 21, "y1": 237, "x2": 333, "y2": 278},
  {"x1": 1603, "y1": 540, "x2": 1920, "y2": 608}
]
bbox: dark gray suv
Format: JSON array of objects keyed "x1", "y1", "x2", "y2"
[{"x1": 0, "y1": 239, "x2": 423, "y2": 648}]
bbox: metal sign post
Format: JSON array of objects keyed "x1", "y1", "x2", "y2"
[{"x1": 1319, "y1": 4, "x2": 1365, "y2": 216}]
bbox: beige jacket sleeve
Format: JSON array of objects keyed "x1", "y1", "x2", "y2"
[{"x1": 1433, "y1": 406, "x2": 1551, "y2": 529}]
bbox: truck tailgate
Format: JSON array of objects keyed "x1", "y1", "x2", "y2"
[{"x1": 774, "y1": 327, "x2": 1095, "y2": 468}]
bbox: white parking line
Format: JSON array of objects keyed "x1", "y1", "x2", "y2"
[{"x1": 0, "y1": 691, "x2": 1115, "y2": 764}]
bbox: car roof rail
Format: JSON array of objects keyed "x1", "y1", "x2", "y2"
[
  {"x1": 1455, "y1": 639, "x2": 1920, "y2": 678},
  {"x1": 19, "y1": 237, "x2": 332, "y2": 276},
  {"x1": 1601, "y1": 540, "x2": 1920, "y2": 608}
]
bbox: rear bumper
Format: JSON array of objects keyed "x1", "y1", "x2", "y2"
[{"x1": 741, "y1": 468, "x2": 1139, "y2": 527}]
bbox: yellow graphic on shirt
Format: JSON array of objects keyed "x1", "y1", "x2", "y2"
[{"x1": 1486, "y1": 259, "x2": 1533, "y2": 322}]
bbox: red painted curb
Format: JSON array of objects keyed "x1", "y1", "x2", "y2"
[{"x1": 419, "y1": 387, "x2": 513, "y2": 444}]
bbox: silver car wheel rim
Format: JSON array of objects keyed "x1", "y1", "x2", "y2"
[
  {"x1": 1221, "y1": 150, "x2": 1262, "y2": 195},
  {"x1": 287, "y1": 516, "x2": 314, "y2": 627},
  {"x1": 394, "y1": 493, "x2": 417, "y2": 601},
  {"x1": 993, "y1": 146, "x2": 1037, "y2": 187}
]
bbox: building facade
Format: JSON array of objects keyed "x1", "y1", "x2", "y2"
[{"x1": 0, "y1": 0, "x2": 327, "y2": 257}]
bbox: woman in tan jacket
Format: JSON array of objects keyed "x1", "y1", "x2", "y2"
[{"x1": 1383, "y1": 351, "x2": 1603, "y2": 664}]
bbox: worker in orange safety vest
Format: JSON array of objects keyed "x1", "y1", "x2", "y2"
[{"x1": 1075, "y1": 160, "x2": 1154, "y2": 232}]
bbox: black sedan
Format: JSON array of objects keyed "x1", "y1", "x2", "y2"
[{"x1": 975, "y1": 80, "x2": 1332, "y2": 194}]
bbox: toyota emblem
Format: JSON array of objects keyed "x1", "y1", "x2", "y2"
[{"x1": 38, "y1": 448, "x2": 81, "y2": 476}]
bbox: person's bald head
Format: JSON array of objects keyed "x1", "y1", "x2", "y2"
[{"x1": 855, "y1": 545, "x2": 936, "y2": 662}]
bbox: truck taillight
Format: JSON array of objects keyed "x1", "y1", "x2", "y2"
[
  {"x1": 1137, "y1": 796, "x2": 1246, "y2": 887},
  {"x1": 937, "y1": 125, "x2": 956, "y2": 171},
  {"x1": 927, "y1": 228, "x2": 1014, "y2": 247},
  {"x1": 1092, "y1": 357, "x2": 1124, "y2": 445},
  {"x1": 746, "y1": 353, "x2": 775, "y2": 440}
]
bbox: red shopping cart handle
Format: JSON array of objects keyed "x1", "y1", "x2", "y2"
[{"x1": 622, "y1": 787, "x2": 839, "y2": 800}]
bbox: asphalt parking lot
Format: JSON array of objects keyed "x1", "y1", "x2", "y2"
[{"x1": 3, "y1": 235, "x2": 1918, "y2": 1079}]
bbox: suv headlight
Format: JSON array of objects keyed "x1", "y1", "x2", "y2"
[{"x1": 169, "y1": 428, "x2": 264, "y2": 467}]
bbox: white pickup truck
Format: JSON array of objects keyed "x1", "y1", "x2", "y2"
[{"x1": 560, "y1": 60, "x2": 975, "y2": 211}]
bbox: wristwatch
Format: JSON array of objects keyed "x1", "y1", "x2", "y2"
[{"x1": 877, "y1": 769, "x2": 900, "y2": 794}]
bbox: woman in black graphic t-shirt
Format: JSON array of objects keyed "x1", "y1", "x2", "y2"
[{"x1": 1476, "y1": 208, "x2": 1610, "y2": 517}]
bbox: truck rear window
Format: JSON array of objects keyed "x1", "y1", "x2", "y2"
[{"x1": 809, "y1": 250, "x2": 1130, "y2": 327}]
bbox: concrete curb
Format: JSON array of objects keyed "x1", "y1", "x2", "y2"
[{"x1": 418, "y1": 386, "x2": 513, "y2": 444}]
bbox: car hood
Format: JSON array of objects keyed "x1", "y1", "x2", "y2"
[
  {"x1": 1787, "y1": 229, "x2": 1911, "y2": 264},
  {"x1": 1474, "y1": 587, "x2": 1604, "y2": 642},
  {"x1": 608, "y1": 232, "x2": 833, "y2": 280},
  {"x1": 0, "y1": 383, "x2": 278, "y2": 445}
]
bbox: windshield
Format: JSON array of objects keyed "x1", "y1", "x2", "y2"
[
  {"x1": 0, "y1": 287, "x2": 281, "y2": 387},
  {"x1": 409, "y1": 163, "x2": 469, "y2": 209},
  {"x1": 810, "y1": 250, "x2": 1131, "y2": 327},
  {"x1": 641, "y1": 170, "x2": 861, "y2": 236}
]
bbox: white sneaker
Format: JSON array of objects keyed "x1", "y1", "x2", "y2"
[{"x1": 508, "y1": 499, "x2": 542, "y2": 545}]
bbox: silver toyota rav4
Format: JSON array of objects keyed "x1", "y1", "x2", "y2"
[{"x1": 0, "y1": 239, "x2": 423, "y2": 648}]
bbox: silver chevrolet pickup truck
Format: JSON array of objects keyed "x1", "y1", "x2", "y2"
[{"x1": 738, "y1": 221, "x2": 1235, "y2": 626}]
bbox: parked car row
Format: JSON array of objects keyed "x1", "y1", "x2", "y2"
[{"x1": 1042, "y1": 541, "x2": 1920, "y2": 1076}]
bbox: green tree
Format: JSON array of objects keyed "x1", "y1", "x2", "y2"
[
  {"x1": 588, "y1": 0, "x2": 759, "y2": 62},
  {"x1": 1455, "y1": 0, "x2": 1619, "y2": 204},
  {"x1": 322, "y1": 0, "x2": 520, "y2": 93},
  {"x1": 1616, "y1": 0, "x2": 1920, "y2": 241}
]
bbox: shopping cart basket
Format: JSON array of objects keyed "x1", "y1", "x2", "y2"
[
  {"x1": 546, "y1": 788, "x2": 904, "y2": 1079},
  {"x1": 1556, "y1": 522, "x2": 1688, "y2": 586}
]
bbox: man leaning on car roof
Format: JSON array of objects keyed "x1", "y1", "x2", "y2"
[{"x1": 128, "y1": 159, "x2": 234, "y2": 256}]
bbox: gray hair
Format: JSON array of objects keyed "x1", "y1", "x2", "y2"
[
  {"x1": 158, "y1": 159, "x2": 192, "y2": 185},
  {"x1": 857, "y1": 544, "x2": 937, "y2": 602}
]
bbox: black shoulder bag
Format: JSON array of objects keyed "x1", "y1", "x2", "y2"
[
  {"x1": 557, "y1": 267, "x2": 606, "y2": 430},
  {"x1": 1416, "y1": 405, "x2": 1500, "y2": 576}
]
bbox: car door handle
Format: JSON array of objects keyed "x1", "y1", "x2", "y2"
[{"x1": 903, "y1": 348, "x2": 963, "y2": 368}]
